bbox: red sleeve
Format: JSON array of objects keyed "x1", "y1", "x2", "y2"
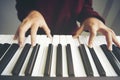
[{"x1": 77, "y1": 0, "x2": 105, "y2": 24}]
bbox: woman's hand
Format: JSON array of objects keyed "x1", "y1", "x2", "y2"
[
  {"x1": 14, "y1": 10, "x2": 52, "y2": 47},
  {"x1": 73, "y1": 17, "x2": 120, "y2": 51}
]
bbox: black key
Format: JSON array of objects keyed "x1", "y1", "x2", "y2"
[
  {"x1": 0, "y1": 43, "x2": 19, "y2": 74},
  {"x1": 66, "y1": 44, "x2": 74, "y2": 77},
  {"x1": 0, "y1": 44, "x2": 2, "y2": 48},
  {"x1": 88, "y1": 47, "x2": 106, "y2": 76},
  {"x1": 0, "y1": 43, "x2": 10, "y2": 59},
  {"x1": 12, "y1": 43, "x2": 31, "y2": 75},
  {"x1": 112, "y1": 45, "x2": 120, "y2": 62},
  {"x1": 44, "y1": 44, "x2": 53, "y2": 76},
  {"x1": 0, "y1": 43, "x2": 3, "y2": 58},
  {"x1": 56, "y1": 44, "x2": 62, "y2": 76},
  {"x1": 25, "y1": 44, "x2": 40, "y2": 76},
  {"x1": 100, "y1": 44, "x2": 120, "y2": 76},
  {"x1": 78, "y1": 44, "x2": 93, "y2": 76}
]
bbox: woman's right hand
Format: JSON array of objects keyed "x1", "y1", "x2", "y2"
[{"x1": 14, "y1": 10, "x2": 52, "y2": 47}]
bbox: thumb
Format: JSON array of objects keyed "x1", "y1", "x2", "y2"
[
  {"x1": 73, "y1": 25, "x2": 84, "y2": 38},
  {"x1": 42, "y1": 24, "x2": 52, "y2": 39}
]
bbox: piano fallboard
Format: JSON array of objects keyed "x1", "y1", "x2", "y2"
[{"x1": 0, "y1": 76, "x2": 120, "y2": 80}]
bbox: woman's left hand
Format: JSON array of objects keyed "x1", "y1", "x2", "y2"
[{"x1": 73, "y1": 17, "x2": 120, "y2": 51}]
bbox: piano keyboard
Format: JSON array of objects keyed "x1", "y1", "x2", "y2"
[{"x1": 0, "y1": 35, "x2": 120, "y2": 80}]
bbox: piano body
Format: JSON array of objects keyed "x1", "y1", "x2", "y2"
[{"x1": 0, "y1": 35, "x2": 120, "y2": 80}]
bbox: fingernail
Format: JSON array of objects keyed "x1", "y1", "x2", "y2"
[
  {"x1": 73, "y1": 35, "x2": 77, "y2": 38},
  {"x1": 32, "y1": 42, "x2": 36, "y2": 47},
  {"x1": 88, "y1": 44, "x2": 93, "y2": 48},
  {"x1": 47, "y1": 34, "x2": 51, "y2": 38},
  {"x1": 19, "y1": 43, "x2": 23, "y2": 47},
  {"x1": 108, "y1": 46, "x2": 112, "y2": 51},
  {"x1": 49, "y1": 34, "x2": 52, "y2": 39},
  {"x1": 73, "y1": 34, "x2": 79, "y2": 38}
]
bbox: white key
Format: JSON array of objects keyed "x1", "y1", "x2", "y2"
[
  {"x1": 0, "y1": 35, "x2": 19, "y2": 75},
  {"x1": 0, "y1": 35, "x2": 17, "y2": 44},
  {"x1": 19, "y1": 47, "x2": 33, "y2": 76},
  {"x1": 66, "y1": 35, "x2": 86, "y2": 77},
  {"x1": 79, "y1": 36, "x2": 99, "y2": 76},
  {"x1": 19, "y1": 36, "x2": 32, "y2": 76},
  {"x1": 1, "y1": 46, "x2": 22, "y2": 75},
  {"x1": 93, "y1": 46, "x2": 118, "y2": 76},
  {"x1": 31, "y1": 46, "x2": 43, "y2": 76},
  {"x1": 59, "y1": 35, "x2": 68, "y2": 77},
  {"x1": 36, "y1": 46, "x2": 46, "y2": 77},
  {"x1": 79, "y1": 36, "x2": 88, "y2": 45},
  {"x1": 32, "y1": 35, "x2": 52, "y2": 76},
  {"x1": 35, "y1": 35, "x2": 49, "y2": 77},
  {"x1": 93, "y1": 36, "x2": 118, "y2": 76},
  {"x1": 31, "y1": 35, "x2": 43, "y2": 76},
  {"x1": 0, "y1": 35, "x2": 16, "y2": 61},
  {"x1": 117, "y1": 36, "x2": 120, "y2": 42},
  {"x1": 84, "y1": 45, "x2": 99, "y2": 77},
  {"x1": 50, "y1": 35, "x2": 59, "y2": 77},
  {"x1": 73, "y1": 38, "x2": 86, "y2": 77}
]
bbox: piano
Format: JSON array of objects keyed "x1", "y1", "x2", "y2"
[{"x1": 0, "y1": 35, "x2": 120, "y2": 80}]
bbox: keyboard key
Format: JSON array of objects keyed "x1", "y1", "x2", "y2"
[
  {"x1": 12, "y1": 44, "x2": 31, "y2": 75},
  {"x1": 19, "y1": 47, "x2": 33, "y2": 76},
  {"x1": 56, "y1": 44, "x2": 62, "y2": 76},
  {"x1": 32, "y1": 35, "x2": 51, "y2": 76},
  {"x1": 0, "y1": 44, "x2": 2, "y2": 48},
  {"x1": 0, "y1": 43, "x2": 10, "y2": 60},
  {"x1": 50, "y1": 35, "x2": 59, "y2": 77},
  {"x1": 100, "y1": 44, "x2": 120, "y2": 76},
  {"x1": 59, "y1": 35, "x2": 68, "y2": 77},
  {"x1": 84, "y1": 45, "x2": 100, "y2": 77},
  {"x1": 112, "y1": 45, "x2": 120, "y2": 62},
  {"x1": 66, "y1": 36, "x2": 86, "y2": 77},
  {"x1": 92, "y1": 36, "x2": 117, "y2": 76},
  {"x1": 1, "y1": 45, "x2": 23, "y2": 76},
  {"x1": 25, "y1": 44, "x2": 40, "y2": 76},
  {"x1": 78, "y1": 44, "x2": 93, "y2": 76},
  {"x1": 88, "y1": 47, "x2": 106, "y2": 76},
  {"x1": 66, "y1": 44, "x2": 74, "y2": 77},
  {"x1": 44, "y1": 44, "x2": 53, "y2": 76},
  {"x1": 0, "y1": 43, "x2": 19, "y2": 74}
]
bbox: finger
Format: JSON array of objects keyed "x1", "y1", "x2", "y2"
[
  {"x1": 42, "y1": 24, "x2": 52, "y2": 39},
  {"x1": 18, "y1": 21, "x2": 31, "y2": 47},
  {"x1": 31, "y1": 24, "x2": 38, "y2": 47},
  {"x1": 73, "y1": 25, "x2": 84, "y2": 38},
  {"x1": 88, "y1": 29, "x2": 97, "y2": 48},
  {"x1": 111, "y1": 31, "x2": 120, "y2": 47},
  {"x1": 19, "y1": 27, "x2": 26, "y2": 47},
  {"x1": 14, "y1": 28, "x2": 19, "y2": 40},
  {"x1": 105, "y1": 31, "x2": 112, "y2": 51}
]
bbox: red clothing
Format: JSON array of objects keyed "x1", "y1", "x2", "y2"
[{"x1": 16, "y1": 0, "x2": 104, "y2": 35}]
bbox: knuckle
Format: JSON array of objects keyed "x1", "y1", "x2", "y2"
[
  {"x1": 105, "y1": 28, "x2": 114, "y2": 34},
  {"x1": 105, "y1": 30, "x2": 111, "y2": 35},
  {"x1": 109, "y1": 29, "x2": 114, "y2": 34},
  {"x1": 23, "y1": 18, "x2": 29, "y2": 23}
]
